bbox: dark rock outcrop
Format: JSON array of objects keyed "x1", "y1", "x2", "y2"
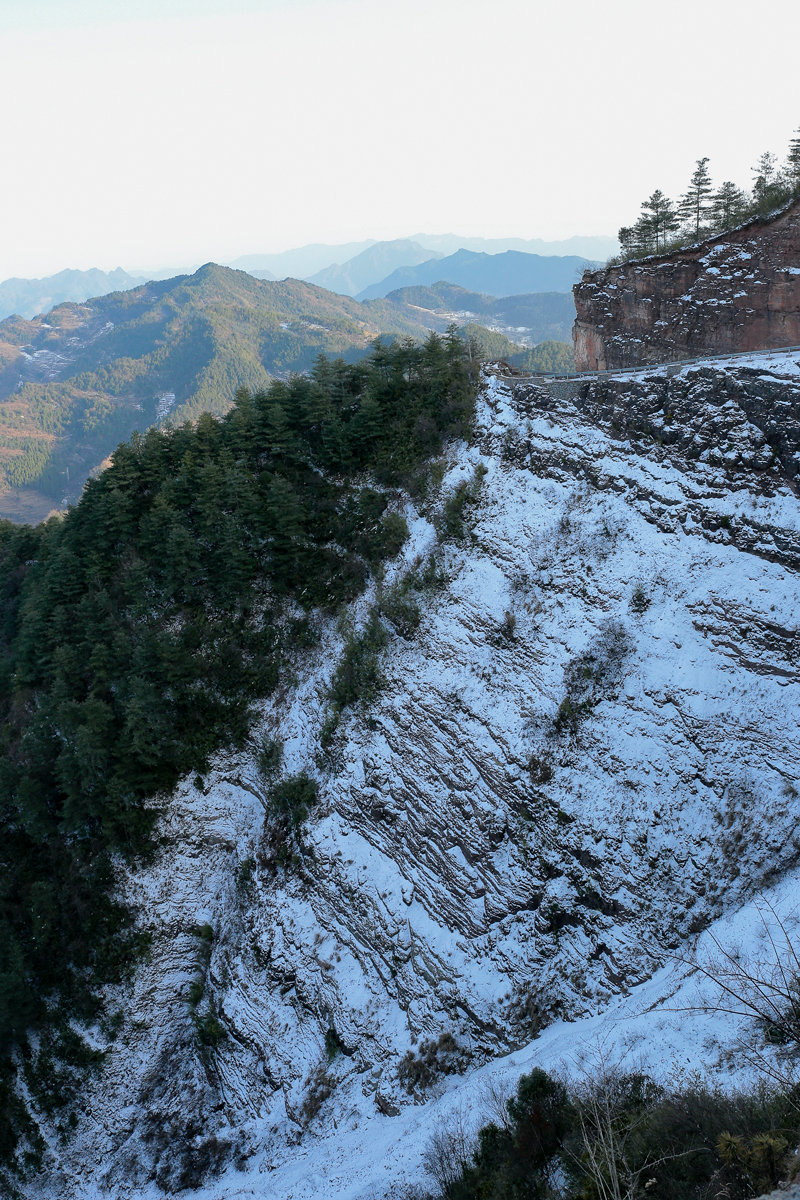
[
  {"x1": 574, "y1": 361, "x2": 800, "y2": 492},
  {"x1": 573, "y1": 200, "x2": 800, "y2": 370}
]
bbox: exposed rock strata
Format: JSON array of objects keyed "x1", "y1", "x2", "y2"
[
  {"x1": 30, "y1": 360, "x2": 800, "y2": 1199},
  {"x1": 573, "y1": 200, "x2": 800, "y2": 370}
]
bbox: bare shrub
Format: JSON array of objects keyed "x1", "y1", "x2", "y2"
[
  {"x1": 504, "y1": 984, "x2": 557, "y2": 1042},
  {"x1": 489, "y1": 609, "x2": 517, "y2": 645},
  {"x1": 528, "y1": 752, "x2": 554, "y2": 784},
  {"x1": 629, "y1": 583, "x2": 651, "y2": 613},
  {"x1": 553, "y1": 619, "x2": 633, "y2": 736},
  {"x1": 680, "y1": 895, "x2": 800, "y2": 1096},
  {"x1": 422, "y1": 1108, "x2": 474, "y2": 1198},
  {"x1": 300, "y1": 1063, "x2": 334, "y2": 1123},
  {"x1": 397, "y1": 1033, "x2": 470, "y2": 1094},
  {"x1": 479, "y1": 1075, "x2": 515, "y2": 1131},
  {"x1": 136, "y1": 1047, "x2": 234, "y2": 1192},
  {"x1": 570, "y1": 1066, "x2": 671, "y2": 1200}
]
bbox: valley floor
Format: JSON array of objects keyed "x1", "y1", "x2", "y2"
[{"x1": 0, "y1": 486, "x2": 60, "y2": 524}]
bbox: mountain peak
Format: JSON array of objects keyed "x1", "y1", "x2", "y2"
[
  {"x1": 192, "y1": 261, "x2": 229, "y2": 280},
  {"x1": 306, "y1": 239, "x2": 442, "y2": 297},
  {"x1": 357, "y1": 247, "x2": 593, "y2": 301}
]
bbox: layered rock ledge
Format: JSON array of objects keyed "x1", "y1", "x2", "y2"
[{"x1": 573, "y1": 199, "x2": 800, "y2": 370}]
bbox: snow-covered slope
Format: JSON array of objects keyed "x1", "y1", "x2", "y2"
[{"x1": 33, "y1": 355, "x2": 800, "y2": 1199}]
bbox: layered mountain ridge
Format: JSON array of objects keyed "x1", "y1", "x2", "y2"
[
  {"x1": 307, "y1": 240, "x2": 441, "y2": 297},
  {"x1": 0, "y1": 267, "x2": 145, "y2": 322},
  {"x1": 0, "y1": 265, "x2": 575, "y2": 524},
  {"x1": 358, "y1": 249, "x2": 592, "y2": 301}
]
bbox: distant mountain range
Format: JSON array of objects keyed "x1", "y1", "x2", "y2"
[
  {"x1": 0, "y1": 264, "x2": 464, "y2": 522},
  {"x1": 1, "y1": 235, "x2": 614, "y2": 322},
  {"x1": 226, "y1": 240, "x2": 376, "y2": 280},
  {"x1": 358, "y1": 248, "x2": 593, "y2": 300},
  {"x1": 224, "y1": 233, "x2": 616, "y2": 282},
  {"x1": 0, "y1": 262, "x2": 579, "y2": 523},
  {"x1": 0, "y1": 267, "x2": 144, "y2": 321},
  {"x1": 307, "y1": 239, "x2": 441, "y2": 297},
  {"x1": 411, "y1": 233, "x2": 618, "y2": 259}
]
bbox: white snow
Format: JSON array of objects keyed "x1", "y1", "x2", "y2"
[{"x1": 30, "y1": 355, "x2": 800, "y2": 1200}]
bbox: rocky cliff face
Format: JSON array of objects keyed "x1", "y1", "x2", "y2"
[
  {"x1": 573, "y1": 201, "x2": 800, "y2": 370},
  {"x1": 30, "y1": 356, "x2": 800, "y2": 1200}
]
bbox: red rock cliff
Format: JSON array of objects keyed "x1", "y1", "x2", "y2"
[{"x1": 573, "y1": 199, "x2": 800, "y2": 370}]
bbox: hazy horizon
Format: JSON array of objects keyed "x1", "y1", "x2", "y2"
[
  {"x1": 0, "y1": 0, "x2": 796, "y2": 279},
  {"x1": 0, "y1": 231, "x2": 619, "y2": 286}
]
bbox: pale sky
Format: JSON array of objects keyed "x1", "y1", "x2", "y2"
[{"x1": 0, "y1": 0, "x2": 797, "y2": 278}]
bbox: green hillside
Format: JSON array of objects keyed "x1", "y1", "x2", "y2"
[
  {"x1": 384, "y1": 282, "x2": 577, "y2": 344},
  {"x1": 0, "y1": 265, "x2": 441, "y2": 519},
  {"x1": 458, "y1": 324, "x2": 574, "y2": 372}
]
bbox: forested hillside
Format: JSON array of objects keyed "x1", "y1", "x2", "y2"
[
  {"x1": 0, "y1": 333, "x2": 477, "y2": 1187},
  {"x1": 0, "y1": 265, "x2": 446, "y2": 520},
  {"x1": 20, "y1": 345, "x2": 798, "y2": 1200},
  {"x1": 385, "y1": 283, "x2": 577, "y2": 345},
  {"x1": 458, "y1": 324, "x2": 574, "y2": 371}
]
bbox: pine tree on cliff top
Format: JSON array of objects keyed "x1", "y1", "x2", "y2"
[
  {"x1": 678, "y1": 157, "x2": 713, "y2": 238},
  {"x1": 619, "y1": 191, "x2": 680, "y2": 259},
  {"x1": 785, "y1": 129, "x2": 800, "y2": 195},
  {"x1": 752, "y1": 150, "x2": 780, "y2": 213},
  {"x1": 642, "y1": 189, "x2": 679, "y2": 251},
  {"x1": 617, "y1": 225, "x2": 635, "y2": 257},
  {"x1": 711, "y1": 181, "x2": 748, "y2": 231},
  {"x1": 627, "y1": 216, "x2": 653, "y2": 257}
]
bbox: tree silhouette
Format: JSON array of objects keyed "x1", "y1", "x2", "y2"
[{"x1": 678, "y1": 157, "x2": 713, "y2": 238}]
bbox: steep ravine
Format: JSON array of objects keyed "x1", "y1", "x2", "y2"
[{"x1": 33, "y1": 356, "x2": 800, "y2": 1199}]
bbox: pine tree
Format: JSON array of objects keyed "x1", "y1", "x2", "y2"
[
  {"x1": 661, "y1": 195, "x2": 680, "y2": 249},
  {"x1": 632, "y1": 215, "x2": 656, "y2": 257},
  {"x1": 263, "y1": 401, "x2": 296, "y2": 460},
  {"x1": 785, "y1": 129, "x2": 800, "y2": 196},
  {"x1": 678, "y1": 158, "x2": 713, "y2": 238},
  {"x1": 347, "y1": 393, "x2": 384, "y2": 463},
  {"x1": 711, "y1": 181, "x2": 749, "y2": 231},
  {"x1": 264, "y1": 474, "x2": 304, "y2": 577},
  {"x1": 642, "y1": 190, "x2": 679, "y2": 252},
  {"x1": 752, "y1": 151, "x2": 780, "y2": 212}
]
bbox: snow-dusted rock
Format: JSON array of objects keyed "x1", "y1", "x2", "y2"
[
  {"x1": 31, "y1": 357, "x2": 800, "y2": 1199},
  {"x1": 573, "y1": 199, "x2": 800, "y2": 370}
]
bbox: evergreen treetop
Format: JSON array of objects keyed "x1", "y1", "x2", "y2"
[
  {"x1": 613, "y1": 127, "x2": 800, "y2": 264},
  {"x1": 678, "y1": 157, "x2": 714, "y2": 238}
]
